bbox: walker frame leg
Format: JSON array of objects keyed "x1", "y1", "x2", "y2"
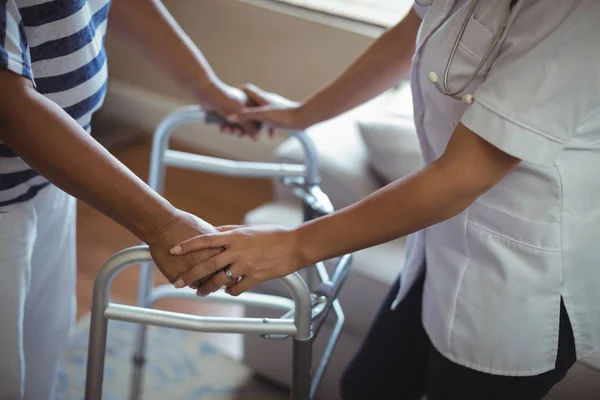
[
  {"x1": 129, "y1": 262, "x2": 155, "y2": 400},
  {"x1": 84, "y1": 304, "x2": 108, "y2": 400},
  {"x1": 292, "y1": 338, "x2": 313, "y2": 400}
]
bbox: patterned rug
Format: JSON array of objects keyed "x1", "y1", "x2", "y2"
[{"x1": 56, "y1": 315, "x2": 288, "y2": 400}]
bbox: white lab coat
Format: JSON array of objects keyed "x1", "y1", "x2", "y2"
[{"x1": 392, "y1": 0, "x2": 600, "y2": 376}]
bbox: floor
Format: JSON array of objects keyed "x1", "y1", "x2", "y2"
[{"x1": 76, "y1": 120, "x2": 273, "y2": 359}]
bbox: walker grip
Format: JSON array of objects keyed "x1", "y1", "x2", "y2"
[
  {"x1": 204, "y1": 110, "x2": 262, "y2": 131},
  {"x1": 204, "y1": 111, "x2": 229, "y2": 125}
]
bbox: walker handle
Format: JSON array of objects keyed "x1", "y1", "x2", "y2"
[{"x1": 204, "y1": 110, "x2": 262, "y2": 131}]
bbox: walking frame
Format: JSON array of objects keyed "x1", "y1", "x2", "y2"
[{"x1": 84, "y1": 105, "x2": 353, "y2": 400}]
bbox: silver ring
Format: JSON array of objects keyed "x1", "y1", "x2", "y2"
[{"x1": 224, "y1": 267, "x2": 236, "y2": 283}]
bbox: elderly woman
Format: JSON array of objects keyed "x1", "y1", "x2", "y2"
[{"x1": 0, "y1": 0, "x2": 257, "y2": 397}]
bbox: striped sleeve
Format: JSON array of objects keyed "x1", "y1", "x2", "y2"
[{"x1": 0, "y1": 1, "x2": 33, "y2": 81}]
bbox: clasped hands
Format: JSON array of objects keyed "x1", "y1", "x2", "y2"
[
  {"x1": 149, "y1": 82, "x2": 315, "y2": 296},
  {"x1": 154, "y1": 221, "x2": 307, "y2": 297}
]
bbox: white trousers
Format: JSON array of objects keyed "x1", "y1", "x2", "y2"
[{"x1": 0, "y1": 185, "x2": 76, "y2": 400}]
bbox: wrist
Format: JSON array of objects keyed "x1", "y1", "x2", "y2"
[
  {"x1": 189, "y1": 73, "x2": 223, "y2": 105},
  {"x1": 139, "y1": 206, "x2": 181, "y2": 246},
  {"x1": 297, "y1": 97, "x2": 330, "y2": 128},
  {"x1": 293, "y1": 224, "x2": 322, "y2": 267}
]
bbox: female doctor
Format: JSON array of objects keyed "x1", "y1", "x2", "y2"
[{"x1": 171, "y1": 1, "x2": 600, "y2": 398}]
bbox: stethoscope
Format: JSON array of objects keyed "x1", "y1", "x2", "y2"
[{"x1": 416, "y1": 0, "x2": 519, "y2": 104}]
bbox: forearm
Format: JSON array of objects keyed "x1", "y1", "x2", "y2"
[
  {"x1": 296, "y1": 122, "x2": 521, "y2": 265},
  {"x1": 0, "y1": 79, "x2": 175, "y2": 243},
  {"x1": 108, "y1": 0, "x2": 224, "y2": 102},
  {"x1": 167, "y1": 125, "x2": 520, "y2": 295},
  {"x1": 296, "y1": 162, "x2": 476, "y2": 264},
  {"x1": 299, "y1": 9, "x2": 420, "y2": 125}
]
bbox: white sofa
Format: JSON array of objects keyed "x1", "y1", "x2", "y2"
[{"x1": 242, "y1": 90, "x2": 418, "y2": 399}]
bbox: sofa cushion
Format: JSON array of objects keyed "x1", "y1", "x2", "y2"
[
  {"x1": 357, "y1": 115, "x2": 423, "y2": 184},
  {"x1": 351, "y1": 82, "x2": 423, "y2": 185},
  {"x1": 273, "y1": 115, "x2": 381, "y2": 210}
]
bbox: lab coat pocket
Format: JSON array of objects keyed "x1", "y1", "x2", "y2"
[
  {"x1": 451, "y1": 203, "x2": 563, "y2": 372},
  {"x1": 462, "y1": 207, "x2": 562, "y2": 301},
  {"x1": 452, "y1": 200, "x2": 563, "y2": 370},
  {"x1": 463, "y1": 198, "x2": 562, "y2": 305},
  {"x1": 449, "y1": 16, "x2": 494, "y2": 63},
  {"x1": 467, "y1": 200, "x2": 561, "y2": 251}
]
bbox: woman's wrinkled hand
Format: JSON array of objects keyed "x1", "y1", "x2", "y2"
[
  {"x1": 169, "y1": 225, "x2": 308, "y2": 296},
  {"x1": 146, "y1": 209, "x2": 224, "y2": 289}
]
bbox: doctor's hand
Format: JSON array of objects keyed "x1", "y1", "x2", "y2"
[
  {"x1": 197, "y1": 81, "x2": 261, "y2": 137},
  {"x1": 227, "y1": 84, "x2": 313, "y2": 133},
  {"x1": 146, "y1": 209, "x2": 226, "y2": 289},
  {"x1": 169, "y1": 225, "x2": 308, "y2": 296}
]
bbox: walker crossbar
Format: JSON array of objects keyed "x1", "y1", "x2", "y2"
[
  {"x1": 84, "y1": 105, "x2": 353, "y2": 400},
  {"x1": 146, "y1": 106, "x2": 321, "y2": 193},
  {"x1": 105, "y1": 304, "x2": 298, "y2": 335},
  {"x1": 146, "y1": 284, "x2": 296, "y2": 312},
  {"x1": 164, "y1": 149, "x2": 306, "y2": 178}
]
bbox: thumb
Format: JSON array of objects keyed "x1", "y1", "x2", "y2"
[{"x1": 239, "y1": 83, "x2": 271, "y2": 107}]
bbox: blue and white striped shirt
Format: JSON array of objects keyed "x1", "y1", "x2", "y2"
[{"x1": 0, "y1": 0, "x2": 111, "y2": 207}]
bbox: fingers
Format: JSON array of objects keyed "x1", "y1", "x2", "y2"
[
  {"x1": 228, "y1": 105, "x2": 273, "y2": 125},
  {"x1": 217, "y1": 84, "x2": 276, "y2": 138},
  {"x1": 218, "y1": 116, "x2": 261, "y2": 141},
  {"x1": 225, "y1": 277, "x2": 260, "y2": 296},
  {"x1": 239, "y1": 120, "x2": 261, "y2": 139},
  {"x1": 196, "y1": 264, "x2": 243, "y2": 296},
  {"x1": 174, "y1": 251, "x2": 237, "y2": 288},
  {"x1": 219, "y1": 119, "x2": 260, "y2": 136},
  {"x1": 170, "y1": 233, "x2": 228, "y2": 255},
  {"x1": 240, "y1": 83, "x2": 270, "y2": 107},
  {"x1": 188, "y1": 269, "x2": 220, "y2": 290},
  {"x1": 216, "y1": 225, "x2": 243, "y2": 232}
]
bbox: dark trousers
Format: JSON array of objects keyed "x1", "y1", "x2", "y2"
[{"x1": 340, "y1": 273, "x2": 577, "y2": 400}]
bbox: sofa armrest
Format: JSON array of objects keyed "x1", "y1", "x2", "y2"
[{"x1": 272, "y1": 115, "x2": 382, "y2": 210}]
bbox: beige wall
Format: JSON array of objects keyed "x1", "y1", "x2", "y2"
[{"x1": 104, "y1": 0, "x2": 379, "y2": 103}]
